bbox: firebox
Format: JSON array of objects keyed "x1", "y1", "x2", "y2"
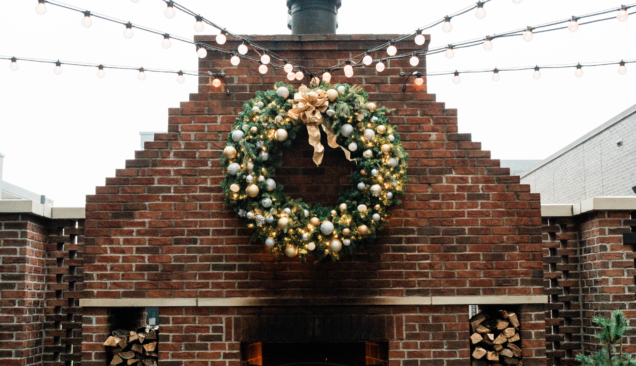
[{"x1": 241, "y1": 342, "x2": 388, "y2": 366}]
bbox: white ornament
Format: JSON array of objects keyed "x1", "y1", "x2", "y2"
[
  {"x1": 247, "y1": 162, "x2": 254, "y2": 172},
  {"x1": 337, "y1": 85, "x2": 346, "y2": 94},
  {"x1": 363, "y1": 150, "x2": 373, "y2": 158},
  {"x1": 329, "y1": 239, "x2": 342, "y2": 253},
  {"x1": 230, "y1": 184, "x2": 240, "y2": 193},
  {"x1": 348, "y1": 142, "x2": 358, "y2": 152},
  {"x1": 227, "y1": 163, "x2": 240, "y2": 175},
  {"x1": 325, "y1": 109, "x2": 335, "y2": 117},
  {"x1": 266, "y1": 178, "x2": 276, "y2": 191},
  {"x1": 388, "y1": 135, "x2": 395, "y2": 142},
  {"x1": 238, "y1": 209, "x2": 247, "y2": 217},
  {"x1": 364, "y1": 129, "x2": 375, "y2": 141},
  {"x1": 278, "y1": 217, "x2": 290, "y2": 229},
  {"x1": 261, "y1": 198, "x2": 272, "y2": 208},
  {"x1": 258, "y1": 175, "x2": 265, "y2": 182},
  {"x1": 276, "y1": 87, "x2": 290, "y2": 99},
  {"x1": 246, "y1": 174, "x2": 254, "y2": 183},
  {"x1": 284, "y1": 208, "x2": 291, "y2": 215},
  {"x1": 371, "y1": 184, "x2": 382, "y2": 196},
  {"x1": 326, "y1": 89, "x2": 339, "y2": 101},
  {"x1": 232, "y1": 130, "x2": 245, "y2": 142},
  {"x1": 260, "y1": 151, "x2": 269, "y2": 161},
  {"x1": 357, "y1": 114, "x2": 365, "y2": 121},
  {"x1": 371, "y1": 169, "x2": 378, "y2": 176},
  {"x1": 255, "y1": 215, "x2": 265, "y2": 225},
  {"x1": 320, "y1": 221, "x2": 335, "y2": 235},
  {"x1": 265, "y1": 238, "x2": 275, "y2": 247},
  {"x1": 252, "y1": 106, "x2": 260, "y2": 113},
  {"x1": 304, "y1": 209, "x2": 309, "y2": 217},
  {"x1": 357, "y1": 204, "x2": 367, "y2": 213},
  {"x1": 343, "y1": 239, "x2": 351, "y2": 246},
  {"x1": 307, "y1": 242, "x2": 316, "y2": 251},
  {"x1": 242, "y1": 124, "x2": 249, "y2": 132},
  {"x1": 275, "y1": 115, "x2": 283, "y2": 123},
  {"x1": 275, "y1": 129, "x2": 288, "y2": 141},
  {"x1": 266, "y1": 215, "x2": 274, "y2": 224},
  {"x1": 340, "y1": 124, "x2": 354, "y2": 137},
  {"x1": 302, "y1": 233, "x2": 309, "y2": 241},
  {"x1": 357, "y1": 182, "x2": 366, "y2": 190},
  {"x1": 387, "y1": 192, "x2": 393, "y2": 199},
  {"x1": 371, "y1": 116, "x2": 378, "y2": 122},
  {"x1": 246, "y1": 212, "x2": 254, "y2": 219},
  {"x1": 257, "y1": 101, "x2": 264, "y2": 108},
  {"x1": 389, "y1": 157, "x2": 399, "y2": 168},
  {"x1": 373, "y1": 213, "x2": 381, "y2": 222}
]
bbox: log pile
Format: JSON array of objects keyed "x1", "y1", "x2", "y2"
[
  {"x1": 470, "y1": 310, "x2": 522, "y2": 366},
  {"x1": 104, "y1": 328, "x2": 158, "y2": 366}
]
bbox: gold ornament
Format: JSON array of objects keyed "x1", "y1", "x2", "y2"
[
  {"x1": 250, "y1": 126, "x2": 258, "y2": 133},
  {"x1": 360, "y1": 169, "x2": 367, "y2": 176},
  {"x1": 342, "y1": 228, "x2": 350, "y2": 236},
  {"x1": 230, "y1": 184, "x2": 240, "y2": 193},
  {"x1": 278, "y1": 217, "x2": 290, "y2": 229},
  {"x1": 284, "y1": 245, "x2": 298, "y2": 258},
  {"x1": 381, "y1": 144, "x2": 391, "y2": 154},
  {"x1": 310, "y1": 217, "x2": 320, "y2": 227},
  {"x1": 246, "y1": 184, "x2": 259, "y2": 197},
  {"x1": 376, "y1": 125, "x2": 386, "y2": 134},
  {"x1": 374, "y1": 204, "x2": 381, "y2": 210},
  {"x1": 366, "y1": 103, "x2": 377, "y2": 112},
  {"x1": 358, "y1": 225, "x2": 369, "y2": 235},
  {"x1": 331, "y1": 210, "x2": 337, "y2": 216},
  {"x1": 310, "y1": 77, "x2": 321, "y2": 87},
  {"x1": 339, "y1": 203, "x2": 347, "y2": 211},
  {"x1": 223, "y1": 146, "x2": 237, "y2": 159},
  {"x1": 326, "y1": 89, "x2": 339, "y2": 102}
]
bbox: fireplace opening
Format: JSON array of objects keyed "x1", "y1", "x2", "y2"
[{"x1": 242, "y1": 342, "x2": 388, "y2": 366}]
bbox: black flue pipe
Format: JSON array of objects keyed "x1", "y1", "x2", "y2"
[{"x1": 287, "y1": 0, "x2": 342, "y2": 35}]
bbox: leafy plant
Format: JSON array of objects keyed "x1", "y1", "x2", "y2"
[{"x1": 576, "y1": 311, "x2": 636, "y2": 366}]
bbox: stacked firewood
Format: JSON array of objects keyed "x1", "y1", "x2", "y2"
[
  {"x1": 470, "y1": 310, "x2": 522, "y2": 366},
  {"x1": 104, "y1": 328, "x2": 158, "y2": 366}
]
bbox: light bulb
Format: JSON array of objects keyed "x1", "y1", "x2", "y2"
[
  {"x1": 238, "y1": 42, "x2": 248, "y2": 55},
  {"x1": 445, "y1": 47, "x2": 455, "y2": 59},
  {"x1": 197, "y1": 46, "x2": 207, "y2": 59},
  {"x1": 387, "y1": 44, "x2": 397, "y2": 56},
  {"x1": 452, "y1": 72, "x2": 461, "y2": 84},
  {"x1": 483, "y1": 38, "x2": 493, "y2": 51},
  {"x1": 414, "y1": 76, "x2": 424, "y2": 86},
  {"x1": 82, "y1": 12, "x2": 93, "y2": 28},
  {"x1": 261, "y1": 53, "x2": 270, "y2": 65},
  {"x1": 176, "y1": 72, "x2": 185, "y2": 84},
  {"x1": 131, "y1": 0, "x2": 140, "y2": 2},
  {"x1": 363, "y1": 54, "x2": 372, "y2": 66},
  {"x1": 162, "y1": 35, "x2": 172, "y2": 49},
  {"x1": 414, "y1": 32, "x2": 425, "y2": 46},
  {"x1": 212, "y1": 78, "x2": 221, "y2": 87},
  {"x1": 287, "y1": 72, "x2": 295, "y2": 81},
  {"x1": 344, "y1": 64, "x2": 353, "y2": 75},
  {"x1": 322, "y1": 71, "x2": 331, "y2": 83},
  {"x1": 138, "y1": 69, "x2": 146, "y2": 81},
  {"x1": 194, "y1": 17, "x2": 204, "y2": 32},
  {"x1": 96, "y1": 66, "x2": 105, "y2": 78},
  {"x1": 533, "y1": 67, "x2": 542, "y2": 80},
  {"x1": 216, "y1": 32, "x2": 226, "y2": 45},
  {"x1": 442, "y1": 18, "x2": 453, "y2": 33},
  {"x1": 165, "y1": 2, "x2": 176, "y2": 19},
  {"x1": 123, "y1": 23, "x2": 133, "y2": 39},
  {"x1": 409, "y1": 55, "x2": 419, "y2": 66},
  {"x1": 258, "y1": 64, "x2": 268, "y2": 74},
  {"x1": 575, "y1": 65, "x2": 584, "y2": 78},
  {"x1": 618, "y1": 62, "x2": 627, "y2": 75},
  {"x1": 295, "y1": 71, "x2": 304, "y2": 80},
  {"x1": 345, "y1": 70, "x2": 353, "y2": 78},
  {"x1": 512, "y1": 0, "x2": 522, "y2": 3},
  {"x1": 284, "y1": 63, "x2": 293, "y2": 73},
  {"x1": 35, "y1": 1, "x2": 47, "y2": 15},
  {"x1": 618, "y1": 8, "x2": 629, "y2": 22},
  {"x1": 475, "y1": 4, "x2": 486, "y2": 19},
  {"x1": 376, "y1": 61, "x2": 385, "y2": 72},
  {"x1": 523, "y1": 28, "x2": 533, "y2": 42},
  {"x1": 54, "y1": 62, "x2": 63, "y2": 76},
  {"x1": 9, "y1": 58, "x2": 18, "y2": 71},
  {"x1": 231, "y1": 54, "x2": 240, "y2": 66},
  {"x1": 568, "y1": 19, "x2": 579, "y2": 32},
  {"x1": 492, "y1": 70, "x2": 500, "y2": 82}
]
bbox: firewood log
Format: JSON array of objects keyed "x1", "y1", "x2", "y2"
[
  {"x1": 143, "y1": 342, "x2": 157, "y2": 352},
  {"x1": 110, "y1": 355, "x2": 123, "y2": 365},
  {"x1": 471, "y1": 333, "x2": 483, "y2": 344},
  {"x1": 485, "y1": 333, "x2": 495, "y2": 342},
  {"x1": 508, "y1": 334, "x2": 520, "y2": 343},
  {"x1": 494, "y1": 333, "x2": 508, "y2": 345},
  {"x1": 138, "y1": 333, "x2": 145, "y2": 343},
  {"x1": 116, "y1": 338, "x2": 128, "y2": 349},
  {"x1": 127, "y1": 360, "x2": 138, "y2": 366},
  {"x1": 470, "y1": 313, "x2": 488, "y2": 329},
  {"x1": 145, "y1": 331, "x2": 157, "y2": 341},
  {"x1": 129, "y1": 331, "x2": 139, "y2": 343},
  {"x1": 475, "y1": 325, "x2": 490, "y2": 334},
  {"x1": 504, "y1": 327, "x2": 516, "y2": 338},
  {"x1": 496, "y1": 319, "x2": 510, "y2": 330},
  {"x1": 104, "y1": 336, "x2": 121, "y2": 347},
  {"x1": 113, "y1": 329, "x2": 129, "y2": 337},
  {"x1": 119, "y1": 352, "x2": 135, "y2": 360},
  {"x1": 131, "y1": 344, "x2": 143, "y2": 354},
  {"x1": 508, "y1": 313, "x2": 520, "y2": 328},
  {"x1": 472, "y1": 347, "x2": 487, "y2": 359},
  {"x1": 472, "y1": 360, "x2": 488, "y2": 366},
  {"x1": 508, "y1": 344, "x2": 522, "y2": 358},
  {"x1": 503, "y1": 357, "x2": 519, "y2": 365},
  {"x1": 494, "y1": 344, "x2": 503, "y2": 352},
  {"x1": 142, "y1": 359, "x2": 157, "y2": 366},
  {"x1": 145, "y1": 352, "x2": 158, "y2": 357},
  {"x1": 499, "y1": 310, "x2": 509, "y2": 319},
  {"x1": 487, "y1": 351, "x2": 500, "y2": 362},
  {"x1": 499, "y1": 349, "x2": 514, "y2": 358}
]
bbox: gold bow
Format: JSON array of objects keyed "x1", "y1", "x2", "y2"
[{"x1": 288, "y1": 86, "x2": 353, "y2": 166}]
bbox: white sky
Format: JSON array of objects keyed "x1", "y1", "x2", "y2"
[{"x1": 0, "y1": 0, "x2": 634, "y2": 207}]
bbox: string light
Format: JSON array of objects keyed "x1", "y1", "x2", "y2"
[
  {"x1": 237, "y1": 42, "x2": 248, "y2": 55},
  {"x1": 258, "y1": 63, "x2": 268, "y2": 74},
  {"x1": 96, "y1": 65, "x2": 105, "y2": 78},
  {"x1": 287, "y1": 72, "x2": 295, "y2": 81},
  {"x1": 363, "y1": 53, "x2": 373, "y2": 66},
  {"x1": 165, "y1": 1, "x2": 176, "y2": 19},
  {"x1": 483, "y1": 37, "x2": 493, "y2": 51},
  {"x1": 197, "y1": 44, "x2": 207, "y2": 59},
  {"x1": 533, "y1": 66, "x2": 542, "y2": 80},
  {"x1": 123, "y1": 23, "x2": 133, "y2": 39},
  {"x1": 414, "y1": 30, "x2": 425, "y2": 45},
  {"x1": 475, "y1": 2, "x2": 487, "y2": 19},
  {"x1": 387, "y1": 42, "x2": 397, "y2": 56},
  {"x1": 575, "y1": 64, "x2": 584, "y2": 78},
  {"x1": 409, "y1": 53, "x2": 419, "y2": 66},
  {"x1": 344, "y1": 60, "x2": 354, "y2": 78},
  {"x1": 216, "y1": 32, "x2": 227, "y2": 45},
  {"x1": 619, "y1": 60, "x2": 627, "y2": 75},
  {"x1": 162, "y1": 34, "x2": 172, "y2": 49},
  {"x1": 568, "y1": 17, "x2": 579, "y2": 32},
  {"x1": 414, "y1": 72, "x2": 424, "y2": 85},
  {"x1": 322, "y1": 71, "x2": 332, "y2": 83},
  {"x1": 138, "y1": 68, "x2": 146, "y2": 81},
  {"x1": 452, "y1": 71, "x2": 461, "y2": 84},
  {"x1": 35, "y1": 0, "x2": 47, "y2": 15},
  {"x1": 194, "y1": 15, "x2": 204, "y2": 32},
  {"x1": 9, "y1": 57, "x2": 18, "y2": 71},
  {"x1": 512, "y1": 0, "x2": 522, "y2": 3},
  {"x1": 492, "y1": 68, "x2": 500, "y2": 82},
  {"x1": 618, "y1": 6, "x2": 629, "y2": 22},
  {"x1": 231, "y1": 53, "x2": 240, "y2": 66},
  {"x1": 81, "y1": 11, "x2": 93, "y2": 28},
  {"x1": 376, "y1": 60, "x2": 386, "y2": 72},
  {"x1": 445, "y1": 45, "x2": 455, "y2": 59},
  {"x1": 212, "y1": 78, "x2": 222, "y2": 87},
  {"x1": 442, "y1": 17, "x2": 453, "y2": 33},
  {"x1": 523, "y1": 27, "x2": 534, "y2": 42},
  {"x1": 176, "y1": 71, "x2": 185, "y2": 84},
  {"x1": 295, "y1": 70, "x2": 304, "y2": 80},
  {"x1": 284, "y1": 61, "x2": 293, "y2": 73},
  {"x1": 261, "y1": 53, "x2": 271, "y2": 65},
  {"x1": 131, "y1": 0, "x2": 140, "y2": 3},
  {"x1": 54, "y1": 61, "x2": 63, "y2": 75}
]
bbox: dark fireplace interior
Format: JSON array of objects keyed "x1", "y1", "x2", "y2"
[{"x1": 242, "y1": 342, "x2": 388, "y2": 366}]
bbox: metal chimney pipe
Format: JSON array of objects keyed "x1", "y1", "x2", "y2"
[{"x1": 287, "y1": 0, "x2": 342, "y2": 35}]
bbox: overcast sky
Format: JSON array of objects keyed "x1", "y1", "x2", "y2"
[{"x1": 0, "y1": 0, "x2": 634, "y2": 207}]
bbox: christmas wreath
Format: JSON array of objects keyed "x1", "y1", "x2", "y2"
[{"x1": 221, "y1": 80, "x2": 408, "y2": 262}]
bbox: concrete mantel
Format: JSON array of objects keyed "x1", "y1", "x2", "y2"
[{"x1": 0, "y1": 200, "x2": 84, "y2": 219}]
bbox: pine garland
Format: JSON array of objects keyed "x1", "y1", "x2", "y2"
[{"x1": 220, "y1": 81, "x2": 409, "y2": 262}]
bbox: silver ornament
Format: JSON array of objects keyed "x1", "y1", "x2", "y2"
[
  {"x1": 304, "y1": 209, "x2": 309, "y2": 217},
  {"x1": 258, "y1": 175, "x2": 265, "y2": 182},
  {"x1": 266, "y1": 178, "x2": 276, "y2": 191},
  {"x1": 246, "y1": 174, "x2": 254, "y2": 183},
  {"x1": 252, "y1": 106, "x2": 260, "y2": 113},
  {"x1": 348, "y1": 142, "x2": 358, "y2": 152},
  {"x1": 371, "y1": 169, "x2": 378, "y2": 176},
  {"x1": 284, "y1": 208, "x2": 291, "y2": 215},
  {"x1": 343, "y1": 239, "x2": 351, "y2": 246},
  {"x1": 320, "y1": 221, "x2": 335, "y2": 235},
  {"x1": 326, "y1": 109, "x2": 336, "y2": 117},
  {"x1": 265, "y1": 238, "x2": 275, "y2": 247},
  {"x1": 261, "y1": 198, "x2": 272, "y2": 208},
  {"x1": 256, "y1": 215, "x2": 265, "y2": 225},
  {"x1": 238, "y1": 209, "x2": 247, "y2": 217},
  {"x1": 246, "y1": 212, "x2": 254, "y2": 219},
  {"x1": 302, "y1": 233, "x2": 309, "y2": 241},
  {"x1": 275, "y1": 115, "x2": 283, "y2": 123},
  {"x1": 227, "y1": 163, "x2": 240, "y2": 176},
  {"x1": 364, "y1": 129, "x2": 375, "y2": 141},
  {"x1": 337, "y1": 85, "x2": 346, "y2": 94},
  {"x1": 363, "y1": 150, "x2": 373, "y2": 158},
  {"x1": 260, "y1": 151, "x2": 269, "y2": 161},
  {"x1": 276, "y1": 87, "x2": 290, "y2": 99},
  {"x1": 389, "y1": 157, "x2": 399, "y2": 167},
  {"x1": 373, "y1": 213, "x2": 381, "y2": 222},
  {"x1": 387, "y1": 192, "x2": 393, "y2": 199},
  {"x1": 357, "y1": 182, "x2": 365, "y2": 190},
  {"x1": 266, "y1": 215, "x2": 274, "y2": 224},
  {"x1": 340, "y1": 124, "x2": 354, "y2": 137},
  {"x1": 257, "y1": 101, "x2": 264, "y2": 108},
  {"x1": 371, "y1": 116, "x2": 378, "y2": 122},
  {"x1": 232, "y1": 130, "x2": 245, "y2": 142},
  {"x1": 371, "y1": 184, "x2": 382, "y2": 196},
  {"x1": 388, "y1": 135, "x2": 395, "y2": 142}
]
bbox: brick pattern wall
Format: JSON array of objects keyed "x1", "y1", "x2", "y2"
[
  {"x1": 0, "y1": 214, "x2": 48, "y2": 366},
  {"x1": 43, "y1": 219, "x2": 85, "y2": 366},
  {"x1": 82, "y1": 34, "x2": 544, "y2": 301}
]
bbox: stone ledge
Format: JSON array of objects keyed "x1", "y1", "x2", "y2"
[
  {"x1": 0, "y1": 199, "x2": 50, "y2": 217},
  {"x1": 51, "y1": 207, "x2": 86, "y2": 219},
  {"x1": 541, "y1": 204, "x2": 573, "y2": 217},
  {"x1": 80, "y1": 295, "x2": 548, "y2": 308},
  {"x1": 575, "y1": 197, "x2": 636, "y2": 215}
]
